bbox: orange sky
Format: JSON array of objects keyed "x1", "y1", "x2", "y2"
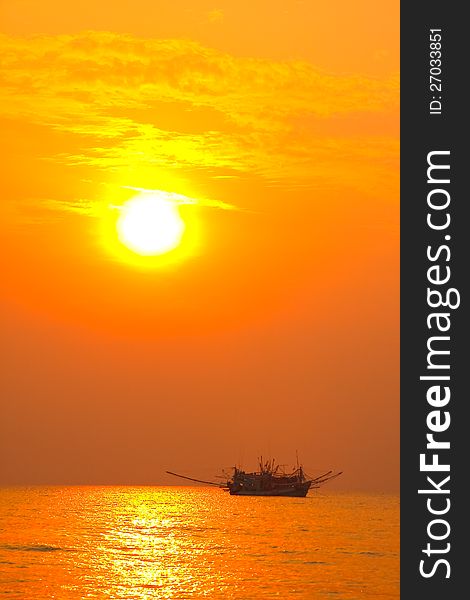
[{"x1": 0, "y1": 1, "x2": 399, "y2": 490}]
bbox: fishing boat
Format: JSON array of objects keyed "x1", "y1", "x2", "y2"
[{"x1": 166, "y1": 457, "x2": 341, "y2": 497}]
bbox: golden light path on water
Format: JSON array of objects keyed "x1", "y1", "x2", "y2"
[{"x1": 0, "y1": 487, "x2": 399, "y2": 599}]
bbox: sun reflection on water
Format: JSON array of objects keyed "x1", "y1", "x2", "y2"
[{"x1": 0, "y1": 486, "x2": 399, "y2": 599}]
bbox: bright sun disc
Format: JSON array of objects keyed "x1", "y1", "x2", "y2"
[{"x1": 117, "y1": 194, "x2": 185, "y2": 256}]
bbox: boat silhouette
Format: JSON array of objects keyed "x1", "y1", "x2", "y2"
[{"x1": 167, "y1": 457, "x2": 342, "y2": 497}]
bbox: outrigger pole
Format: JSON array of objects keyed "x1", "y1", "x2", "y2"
[
  {"x1": 166, "y1": 471, "x2": 222, "y2": 487},
  {"x1": 310, "y1": 471, "x2": 343, "y2": 486},
  {"x1": 310, "y1": 470, "x2": 333, "y2": 482}
]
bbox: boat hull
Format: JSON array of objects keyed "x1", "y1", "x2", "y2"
[{"x1": 228, "y1": 482, "x2": 311, "y2": 497}]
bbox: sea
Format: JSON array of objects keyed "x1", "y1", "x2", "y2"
[{"x1": 0, "y1": 487, "x2": 399, "y2": 599}]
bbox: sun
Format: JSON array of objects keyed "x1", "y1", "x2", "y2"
[
  {"x1": 99, "y1": 188, "x2": 200, "y2": 268},
  {"x1": 117, "y1": 193, "x2": 185, "y2": 256}
]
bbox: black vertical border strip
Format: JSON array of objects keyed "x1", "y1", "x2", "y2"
[{"x1": 401, "y1": 3, "x2": 465, "y2": 598}]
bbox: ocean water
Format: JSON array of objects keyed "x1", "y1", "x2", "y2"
[{"x1": 0, "y1": 487, "x2": 399, "y2": 599}]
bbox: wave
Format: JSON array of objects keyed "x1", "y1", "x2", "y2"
[{"x1": 0, "y1": 544, "x2": 63, "y2": 553}]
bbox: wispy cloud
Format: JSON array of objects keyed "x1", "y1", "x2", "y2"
[
  {"x1": 41, "y1": 198, "x2": 102, "y2": 216},
  {"x1": 0, "y1": 31, "x2": 398, "y2": 216},
  {"x1": 0, "y1": 32, "x2": 397, "y2": 121},
  {"x1": 122, "y1": 187, "x2": 238, "y2": 211}
]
